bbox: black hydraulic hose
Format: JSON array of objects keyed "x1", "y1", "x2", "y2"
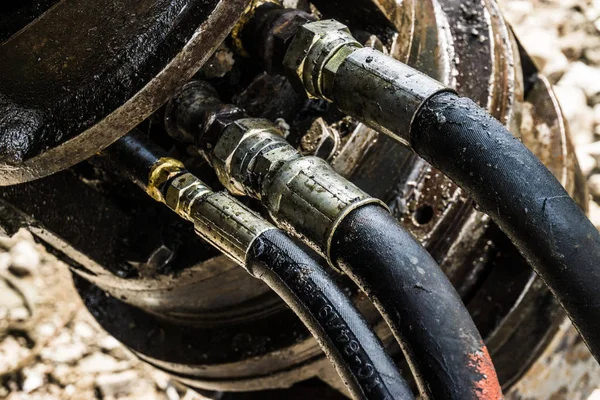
[
  {"x1": 411, "y1": 91, "x2": 600, "y2": 363},
  {"x1": 164, "y1": 82, "x2": 503, "y2": 400},
  {"x1": 105, "y1": 131, "x2": 414, "y2": 400},
  {"x1": 331, "y1": 204, "x2": 501, "y2": 400},
  {"x1": 247, "y1": 229, "x2": 414, "y2": 400}
]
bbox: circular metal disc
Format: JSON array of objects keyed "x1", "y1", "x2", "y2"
[{"x1": 0, "y1": 0, "x2": 250, "y2": 185}]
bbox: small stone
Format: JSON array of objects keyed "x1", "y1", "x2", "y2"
[
  {"x1": 576, "y1": 149, "x2": 597, "y2": 176},
  {"x1": 95, "y1": 370, "x2": 139, "y2": 398},
  {"x1": 543, "y1": 51, "x2": 570, "y2": 83},
  {"x1": 0, "y1": 336, "x2": 30, "y2": 371},
  {"x1": 36, "y1": 323, "x2": 56, "y2": 337},
  {"x1": 502, "y1": 0, "x2": 534, "y2": 24},
  {"x1": 559, "y1": 30, "x2": 589, "y2": 61},
  {"x1": 580, "y1": 141, "x2": 600, "y2": 158},
  {"x1": 8, "y1": 306, "x2": 30, "y2": 321},
  {"x1": 64, "y1": 385, "x2": 76, "y2": 397},
  {"x1": 588, "y1": 388, "x2": 600, "y2": 400},
  {"x1": 73, "y1": 321, "x2": 95, "y2": 340},
  {"x1": 77, "y1": 352, "x2": 128, "y2": 374},
  {"x1": 99, "y1": 335, "x2": 121, "y2": 351},
  {"x1": 9, "y1": 240, "x2": 40, "y2": 275},
  {"x1": 518, "y1": 28, "x2": 560, "y2": 70},
  {"x1": 584, "y1": 47, "x2": 600, "y2": 66},
  {"x1": 41, "y1": 341, "x2": 88, "y2": 364},
  {"x1": 166, "y1": 385, "x2": 180, "y2": 400},
  {"x1": 151, "y1": 371, "x2": 171, "y2": 391},
  {"x1": 22, "y1": 365, "x2": 46, "y2": 393},
  {"x1": 51, "y1": 364, "x2": 73, "y2": 387},
  {"x1": 559, "y1": 61, "x2": 600, "y2": 103}
]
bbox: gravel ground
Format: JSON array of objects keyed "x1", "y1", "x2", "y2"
[
  {"x1": 0, "y1": 230, "x2": 209, "y2": 400},
  {"x1": 2, "y1": 1, "x2": 600, "y2": 399}
]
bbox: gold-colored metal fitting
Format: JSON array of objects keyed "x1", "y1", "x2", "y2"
[
  {"x1": 283, "y1": 20, "x2": 360, "y2": 99},
  {"x1": 230, "y1": 0, "x2": 281, "y2": 57},
  {"x1": 162, "y1": 172, "x2": 276, "y2": 266},
  {"x1": 147, "y1": 157, "x2": 185, "y2": 203},
  {"x1": 164, "y1": 173, "x2": 212, "y2": 218}
]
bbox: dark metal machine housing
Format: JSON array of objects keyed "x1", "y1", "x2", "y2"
[{"x1": 0, "y1": 0, "x2": 586, "y2": 397}]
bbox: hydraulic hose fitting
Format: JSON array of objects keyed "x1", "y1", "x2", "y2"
[
  {"x1": 148, "y1": 159, "x2": 275, "y2": 265},
  {"x1": 238, "y1": 3, "x2": 315, "y2": 74},
  {"x1": 109, "y1": 132, "x2": 415, "y2": 400},
  {"x1": 166, "y1": 83, "x2": 386, "y2": 261},
  {"x1": 282, "y1": 20, "x2": 361, "y2": 99},
  {"x1": 210, "y1": 118, "x2": 298, "y2": 197},
  {"x1": 146, "y1": 158, "x2": 185, "y2": 203},
  {"x1": 212, "y1": 117, "x2": 386, "y2": 262},
  {"x1": 240, "y1": 2, "x2": 600, "y2": 378},
  {"x1": 164, "y1": 81, "x2": 246, "y2": 147},
  {"x1": 229, "y1": 0, "x2": 282, "y2": 57},
  {"x1": 282, "y1": 19, "x2": 451, "y2": 145},
  {"x1": 165, "y1": 84, "x2": 504, "y2": 399}
]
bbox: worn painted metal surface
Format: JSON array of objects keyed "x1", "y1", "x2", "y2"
[{"x1": 0, "y1": 0, "x2": 250, "y2": 184}]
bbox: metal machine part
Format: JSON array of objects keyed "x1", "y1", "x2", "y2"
[
  {"x1": 0, "y1": 0, "x2": 250, "y2": 185},
  {"x1": 166, "y1": 89, "x2": 505, "y2": 400},
  {"x1": 0, "y1": 0, "x2": 587, "y2": 397},
  {"x1": 166, "y1": 87, "x2": 385, "y2": 262},
  {"x1": 281, "y1": 19, "x2": 451, "y2": 145},
  {"x1": 162, "y1": 171, "x2": 275, "y2": 266},
  {"x1": 107, "y1": 133, "x2": 417, "y2": 400}
]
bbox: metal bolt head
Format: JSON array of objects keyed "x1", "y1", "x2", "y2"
[
  {"x1": 211, "y1": 119, "x2": 277, "y2": 195},
  {"x1": 164, "y1": 173, "x2": 211, "y2": 218},
  {"x1": 270, "y1": 11, "x2": 315, "y2": 73},
  {"x1": 300, "y1": 117, "x2": 340, "y2": 160},
  {"x1": 282, "y1": 20, "x2": 352, "y2": 97}
]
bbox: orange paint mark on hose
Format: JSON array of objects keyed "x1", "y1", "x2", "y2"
[{"x1": 468, "y1": 345, "x2": 503, "y2": 399}]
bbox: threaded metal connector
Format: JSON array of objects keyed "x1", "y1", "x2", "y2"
[
  {"x1": 148, "y1": 159, "x2": 275, "y2": 265},
  {"x1": 208, "y1": 117, "x2": 386, "y2": 265},
  {"x1": 282, "y1": 19, "x2": 452, "y2": 144},
  {"x1": 283, "y1": 19, "x2": 361, "y2": 99}
]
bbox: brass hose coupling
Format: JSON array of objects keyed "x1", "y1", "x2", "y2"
[{"x1": 147, "y1": 158, "x2": 274, "y2": 265}]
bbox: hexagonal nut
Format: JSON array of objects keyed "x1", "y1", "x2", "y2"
[
  {"x1": 164, "y1": 173, "x2": 210, "y2": 216},
  {"x1": 212, "y1": 119, "x2": 276, "y2": 194},
  {"x1": 251, "y1": 143, "x2": 301, "y2": 188},
  {"x1": 270, "y1": 11, "x2": 315, "y2": 72},
  {"x1": 212, "y1": 121, "x2": 251, "y2": 172},
  {"x1": 282, "y1": 20, "x2": 352, "y2": 96}
]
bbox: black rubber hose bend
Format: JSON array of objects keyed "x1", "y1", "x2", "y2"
[
  {"x1": 164, "y1": 81, "x2": 504, "y2": 400},
  {"x1": 247, "y1": 229, "x2": 414, "y2": 400},
  {"x1": 106, "y1": 131, "x2": 413, "y2": 400},
  {"x1": 331, "y1": 204, "x2": 502, "y2": 400},
  {"x1": 412, "y1": 91, "x2": 600, "y2": 363}
]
